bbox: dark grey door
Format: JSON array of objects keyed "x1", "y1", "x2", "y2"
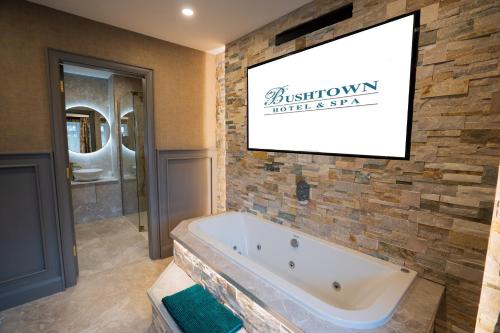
[{"x1": 0, "y1": 153, "x2": 64, "y2": 311}]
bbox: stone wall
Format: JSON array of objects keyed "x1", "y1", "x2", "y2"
[
  {"x1": 224, "y1": 1, "x2": 500, "y2": 332},
  {"x1": 476, "y1": 165, "x2": 500, "y2": 332},
  {"x1": 174, "y1": 242, "x2": 293, "y2": 333},
  {"x1": 216, "y1": 52, "x2": 227, "y2": 213}
]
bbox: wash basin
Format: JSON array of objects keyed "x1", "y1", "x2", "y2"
[{"x1": 73, "y1": 168, "x2": 103, "y2": 181}]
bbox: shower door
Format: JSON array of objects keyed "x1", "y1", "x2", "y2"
[
  {"x1": 119, "y1": 91, "x2": 147, "y2": 232},
  {"x1": 133, "y1": 92, "x2": 148, "y2": 231}
]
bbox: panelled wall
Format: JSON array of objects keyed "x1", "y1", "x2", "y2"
[
  {"x1": 157, "y1": 150, "x2": 216, "y2": 257},
  {"x1": 0, "y1": 154, "x2": 63, "y2": 310},
  {"x1": 224, "y1": 0, "x2": 500, "y2": 332}
]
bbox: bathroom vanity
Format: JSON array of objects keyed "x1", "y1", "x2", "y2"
[{"x1": 71, "y1": 178, "x2": 122, "y2": 224}]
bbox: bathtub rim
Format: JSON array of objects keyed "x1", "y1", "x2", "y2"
[
  {"x1": 187, "y1": 211, "x2": 417, "y2": 329},
  {"x1": 190, "y1": 211, "x2": 415, "y2": 273}
]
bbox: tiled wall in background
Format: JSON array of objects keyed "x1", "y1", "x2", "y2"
[
  {"x1": 72, "y1": 181, "x2": 122, "y2": 224},
  {"x1": 64, "y1": 73, "x2": 115, "y2": 177},
  {"x1": 223, "y1": 0, "x2": 500, "y2": 332}
]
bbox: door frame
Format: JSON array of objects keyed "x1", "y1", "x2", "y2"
[{"x1": 47, "y1": 49, "x2": 160, "y2": 288}]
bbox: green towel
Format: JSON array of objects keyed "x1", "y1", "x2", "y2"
[{"x1": 162, "y1": 284, "x2": 243, "y2": 333}]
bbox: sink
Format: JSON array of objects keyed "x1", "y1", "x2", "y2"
[{"x1": 73, "y1": 168, "x2": 103, "y2": 181}]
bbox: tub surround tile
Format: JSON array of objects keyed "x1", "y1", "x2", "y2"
[
  {"x1": 173, "y1": 240, "x2": 294, "y2": 333},
  {"x1": 171, "y1": 218, "x2": 444, "y2": 333}
]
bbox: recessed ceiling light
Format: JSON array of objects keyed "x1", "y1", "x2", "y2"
[{"x1": 182, "y1": 8, "x2": 194, "y2": 17}]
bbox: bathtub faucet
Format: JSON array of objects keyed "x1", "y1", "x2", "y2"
[{"x1": 290, "y1": 238, "x2": 299, "y2": 248}]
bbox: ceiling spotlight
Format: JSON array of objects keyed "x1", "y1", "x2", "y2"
[{"x1": 182, "y1": 8, "x2": 194, "y2": 17}]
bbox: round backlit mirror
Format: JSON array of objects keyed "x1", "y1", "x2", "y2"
[
  {"x1": 120, "y1": 111, "x2": 136, "y2": 151},
  {"x1": 66, "y1": 107, "x2": 110, "y2": 154}
]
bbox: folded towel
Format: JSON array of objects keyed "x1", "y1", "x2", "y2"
[{"x1": 162, "y1": 284, "x2": 243, "y2": 333}]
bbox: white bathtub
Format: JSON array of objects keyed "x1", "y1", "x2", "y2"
[{"x1": 188, "y1": 212, "x2": 417, "y2": 329}]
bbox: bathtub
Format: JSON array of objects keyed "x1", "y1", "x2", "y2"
[{"x1": 187, "y1": 212, "x2": 417, "y2": 329}]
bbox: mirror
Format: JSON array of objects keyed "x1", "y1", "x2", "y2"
[
  {"x1": 66, "y1": 107, "x2": 110, "y2": 154},
  {"x1": 120, "y1": 111, "x2": 136, "y2": 151}
]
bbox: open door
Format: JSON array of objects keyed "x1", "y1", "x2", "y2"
[{"x1": 47, "y1": 54, "x2": 79, "y2": 288}]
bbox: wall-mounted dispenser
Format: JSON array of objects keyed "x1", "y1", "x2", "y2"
[{"x1": 296, "y1": 179, "x2": 310, "y2": 205}]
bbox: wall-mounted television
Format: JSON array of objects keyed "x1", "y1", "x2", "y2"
[{"x1": 247, "y1": 12, "x2": 419, "y2": 160}]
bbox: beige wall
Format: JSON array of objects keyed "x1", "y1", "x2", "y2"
[
  {"x1": 0, "y1": 0, "x2": 216, "y2": 152},
  {"x1": 223, "y1": 0, "x2": 500, "y2": 332}
]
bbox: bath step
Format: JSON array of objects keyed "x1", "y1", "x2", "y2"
[{"x1": 147, "y1": 261, "x2": 246, "y2": 333}]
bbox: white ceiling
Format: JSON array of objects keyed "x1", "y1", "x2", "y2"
[{"x1": 28, "y1": 0, "x2": 312, "y2": 53}]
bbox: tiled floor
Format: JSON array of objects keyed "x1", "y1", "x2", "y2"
[{"x1": 0, "y1": 217, "x2": 171, "y2": 333}]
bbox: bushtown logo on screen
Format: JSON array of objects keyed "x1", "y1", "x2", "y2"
[{"x1": 263, "y1": 80, "x2": 379, "y2": 115}]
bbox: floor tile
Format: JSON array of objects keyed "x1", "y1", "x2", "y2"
[{"x1": 0, "y1": 217, "x2": 170, "y2": 333}]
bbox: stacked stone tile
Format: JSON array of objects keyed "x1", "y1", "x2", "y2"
[
  {"x1": 216, "y1": 53, "x2": 227, "y2": 213},
  {"x1": 174, "y1": 242, "x2": 292, "y2": 333},
  {"x1": 223, "y1": 0, "x2": 500, "y2": 332}
]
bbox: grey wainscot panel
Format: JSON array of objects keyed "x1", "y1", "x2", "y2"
[
  {"x1": 157, "y1": 150, "x2": 216, "y2": 257},
  {"x1": 0, "y1": 153, "x2": 64, "y2": 310}
]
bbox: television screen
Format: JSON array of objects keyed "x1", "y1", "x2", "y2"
[{"x1": 247, "y1": 13, "x2": 419, "y2": 159}]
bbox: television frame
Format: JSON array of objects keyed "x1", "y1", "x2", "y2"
[{"x1": 246, "y1": 11, "x2": 420, "y2": 160}]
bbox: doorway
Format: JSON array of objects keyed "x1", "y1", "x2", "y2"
[{"x1": 48, "y1": 50, "x2": 160, "y2": 288}]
